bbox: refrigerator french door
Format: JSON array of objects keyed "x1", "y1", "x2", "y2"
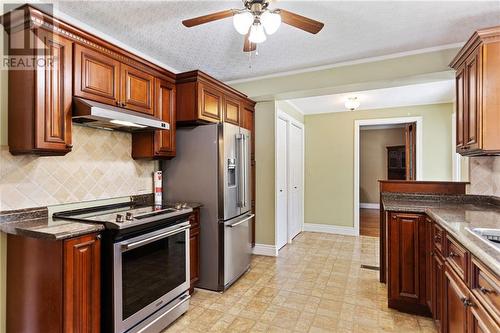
[{"x1": 163, "y1": 122, "x2": 253, "y2": 291}]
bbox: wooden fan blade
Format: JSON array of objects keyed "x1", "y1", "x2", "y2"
[
  {"x1": 243, "y1": 33, "x2": 256, "y2": 52},
  {"x1": 278, "y1": 9, "x2": 324, "y2": 34},
  {"x1": 182, "y1": 9, "x2": 234, "y2": 27}
]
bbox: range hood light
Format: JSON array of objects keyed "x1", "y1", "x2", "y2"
[{"x1": 110, "y1": 120, "x2": 147, "y2": 128}]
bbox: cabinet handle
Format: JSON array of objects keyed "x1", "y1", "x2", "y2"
[
  {"x1": 479, "y1": 286, "x2": 494, "y2": 294},
  {"x1": 66, "y1": 144, "x2": 73, "y2": 148},
  {"x1": 449, "y1": 251, "x2": 460, "y2": 258},
  {"x1": 460, "y1": 297, "x2": 473, "y2": 307},
  {"x1": 430, "y1": 251, "x2": 434, "y2": 256},
  {"x1": 122, "y1": 102, "x2": 127, "y2": 107},
  {"x1": 463, "y1": 146, "x2": 470, "y2": 150},
  {"x1": 96, "y1": 234, "x2": 102, "y2": 240},
  {"x1": 434, "y1": 235, "x2": 440, "y2": 241},
  {"x1": 115, "y1": 101, "x2": 120, "y2": 106}
]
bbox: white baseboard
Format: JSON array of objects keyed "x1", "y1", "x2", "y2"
[
  {"x1": 304, "y1": 223, "x2": 358, "y2": 236},
  {"x1": 252, "y1": 244, "x2": 278, "y2": 257},
  {"x1": 360, "y1": 203, "x2": 380, "y2": 209}
]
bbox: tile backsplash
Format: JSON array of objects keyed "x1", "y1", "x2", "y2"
[
  {"x1": 0, "y1": 125, "x2": 156, "y2": 211},
  {"x1": 468, "y1": 156, "x2": 500, "y2": 197}
]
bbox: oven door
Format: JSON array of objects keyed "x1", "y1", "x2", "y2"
[{"x1": 113, "y1": 221, "x2": 190, "y2": 333}]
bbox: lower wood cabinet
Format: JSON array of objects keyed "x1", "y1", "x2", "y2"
[
  {"x1": 189, "y1": 208, "x2": 200, "y2": 294},
  {"x1": 7, "y1": 233, "x2": 101, "y2": 333},
  {"x1": 387, "y1": 210, "x2": 499, "y2": 333},
  {"x1": 387, "y1": 212, "x2": 429, "y2": 315},
  {"x1": 444, "y1": 264, "x2": 469, "y2": 333}
]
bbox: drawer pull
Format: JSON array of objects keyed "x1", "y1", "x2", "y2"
[
  {"x1": 479, "y1": 286, "x2": 495, "y2": 295},
  {"x1": 460, "y1": 297, "x2": 473, "y2": 307},
  {"x1": 449, "y1": 251, "x2": 460, "y2": 258},
  {"x1": 434, "y1": 235, "x2": 441, "y2": 241}
]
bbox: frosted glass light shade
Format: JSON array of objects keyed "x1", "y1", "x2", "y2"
[
  {"x1": 345, "y1": 97, "x2": 360, "y2": 111},
  {"x1": 233, "y1": 11, "x2": 254, "y2": 35},
  {"x1": 261, "y1": 11, "x2": 281, "y2": 35},
  {"x1": 249, "y1": 23, "x2": 267, "y2": 43}
]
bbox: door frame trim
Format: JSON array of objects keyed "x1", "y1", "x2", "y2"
[
  {"x1": 354, "y1": 116, "x2": 423, "y2": 236},
  {"x1": 275, "y1": 110, "x2": 305, "y2": 250}
]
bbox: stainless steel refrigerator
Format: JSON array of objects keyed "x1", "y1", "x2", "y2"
[{"x1": 163, "y1": 122, "x2": 253, "y2": 291}]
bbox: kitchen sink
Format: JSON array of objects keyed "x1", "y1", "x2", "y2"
[{"x1": 466, "y1": 228, "x2": 500, "y2": 252}]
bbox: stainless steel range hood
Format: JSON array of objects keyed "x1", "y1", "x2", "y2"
[{"x1": 72, "y1": 97, "x2": 169, "y2": 132}]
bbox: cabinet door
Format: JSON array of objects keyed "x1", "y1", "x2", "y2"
[
  {"x1": 198, "y1": 82, "x2": 223, "y2": 122},
  {"x1": 456, "y1": 65, "x2": 466, "y2": 151},
  {"x1": 425, "y1": 218, "x2": 433, "y2": 311},
  {"x1": 241, "y1": 104, "x2": 254, "y2": 131},
  {"x1": 35, "y1": 29, "x2": 73, "y2": 152},
  {"x1": 223, "y1": 96, "x2": 240, "y2": 125},
  {"x1": 432, "y1": 252, "x2": 445, "y2": 332},
  {"x1": 469, "y1": 295, "x2": 500, "y2": 333},
  {"x1": 154, "y1": 78, "x2": 176, "y2": 156},
  {"x1": 63, "y1": 234, "x2": 101, "y2": 333},
  {"x1": 388, "y1": 213, "x2": 423, "y2": 305},
  {"x1": 444, "y1": 265, "x2": 469, "y2": 333},
  {"x1": 121, "y1": 64, "x2": 155, "y2": 115},
  {"x1": 74, "y1": 44, "x2": 120, "y2": 106},
  {"x1": 464, "y1": 50, "x2": 481, "y2": 150}
]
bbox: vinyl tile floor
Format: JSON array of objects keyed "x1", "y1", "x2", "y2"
[{"x1": 163, "y1": 232, "x2": 436, "y2": 333}]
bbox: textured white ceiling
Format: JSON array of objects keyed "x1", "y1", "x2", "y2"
[
  {"x1": 49, "y1": 1, "x2": 500, "y2": 81},
  {"x1": 286, "y1": 80, "x2": 454, "y2": 114}
]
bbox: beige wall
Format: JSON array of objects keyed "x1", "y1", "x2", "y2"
[
  {"x1": 0, "y1": 30, "x2": 156, "y2": 332},
  {"x1": 230, "y1": 48, "x2": 459, "y2": 101},
  {"x1": 360, "y1": 128, "x2": 405, "y2": 204},
  {"x1": 305, "y1": 103, "x2": 454, "y2": 227},
  {"x1": 253, "y1": 100, "x2": 304, "y2": 246}
]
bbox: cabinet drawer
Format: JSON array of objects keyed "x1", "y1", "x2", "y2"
[
  {"x1": 445, "y1": 235, "x2": 469, "y2": 284},
  {"x1": 432, "y1": 223, "x2": 444, "y2": 254},
  {"x1": 471, "y1": 257, "x2": 500, "y2": 323}
]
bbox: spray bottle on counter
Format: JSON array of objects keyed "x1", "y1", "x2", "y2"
[{"x1": 153, "y1": 171, "x2": 162, "y2": 206}]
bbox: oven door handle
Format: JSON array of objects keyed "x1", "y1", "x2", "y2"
[{"x1": 121, "y1": 222, "x2": 190, "y2": 250}]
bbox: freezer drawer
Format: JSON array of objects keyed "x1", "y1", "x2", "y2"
[{"x1": 223, "y1": 213, "x2": 254, "y2": 287}]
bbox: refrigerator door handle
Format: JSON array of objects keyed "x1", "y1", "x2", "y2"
[
  {"x1": 242, "y1": 134, "x2": 247, "y2": 208},
  {"x1": 237, "y1": 134, "x2": 245, "y2": 208}
]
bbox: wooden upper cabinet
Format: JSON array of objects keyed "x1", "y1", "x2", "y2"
[
  {"x1": 74, "y1": 43, "x2": 120, "y2": 106},
  {"x1": 223, "y1": 96, "x2": 240, "y2": 125},
  {"x1": 176, "y1": 70, "x2": 254, "y2": 126},
  {"x1": 451, "y1": 26, "x2": 500, "y2": 155},
  {"x1": 121, "y1": 64, "x2": 154, "y2": 115},
  {"x1": 8, "y1": 28, "x2": 73, "y2": 155},
  {"x1": 199, "y1": 82, "x2": 223, "y2": 122},
  {"x1": 241, "y1": 102, "x2": 255, "y2": 131},
  {"x1": 132, "y1": 78, "x2": 176, "y2": 159}
]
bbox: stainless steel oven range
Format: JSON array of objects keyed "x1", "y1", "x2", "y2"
[{"x1": 54, "y1": 201, "x2": 193, "y2": 333}]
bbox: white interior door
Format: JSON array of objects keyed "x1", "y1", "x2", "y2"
[
  {"x1": 276, "y1": 117, "x2": 288, "y2": 250},
  {"x1": 288, "y1": 122, "x2": 304, "y2": 241}
]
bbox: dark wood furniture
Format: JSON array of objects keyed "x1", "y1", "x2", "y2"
[
  {"x1": 189, "y1": 207, "x2": 200, "y2": 294},
  {"x1": 7, "y1": 233, "x2": 101, "y2": 333},
  {"x1": 386, "y1": 145, "x2": 406, "y2": 180},
  {"x1": 450, "y1": 26, "x2": 500, "y2": 156},
  {"x1": 379, "y1": 181, "x2": 468, "y2": 284}
]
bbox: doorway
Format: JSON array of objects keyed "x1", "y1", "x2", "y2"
[
  {"x1": 275, "y1": 111, "x2": 304, "y2": 251},
  {"x1": 354, "y1": 117, "x2": 423, "y2": 237}
]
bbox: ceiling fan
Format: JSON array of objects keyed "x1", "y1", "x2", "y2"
[{"x1": 182, "y1": 0, "x2": 324, "y2": 52}]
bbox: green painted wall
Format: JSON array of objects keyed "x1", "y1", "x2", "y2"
[{"x1": 304, "y1": 103, "x2": 454, "y2": 227}]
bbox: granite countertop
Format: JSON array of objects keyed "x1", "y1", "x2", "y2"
[
  {"x1": 0, "y1": 207, "x2": 104, "y2": 240},
  {"x1": 382, "y1": 193, "x2": 500, "y2": 276}
]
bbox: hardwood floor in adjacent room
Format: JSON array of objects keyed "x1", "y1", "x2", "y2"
[{"x1": 360, "y1": 208, "x2": 380, "y2": 237}]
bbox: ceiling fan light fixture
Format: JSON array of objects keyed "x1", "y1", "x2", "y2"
[
  {"x1": 233, "y1": 11, "x2": 254, "y2": 35},
  {"x1": 261, "y1": 10, "x2": 281, "y2": 35},
  {"x1": 345, "y1": 97, "x2": 360, "y2": 111},
  {"x1": 249, "y1": 22, "x2": 267, "y2": 44}
]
